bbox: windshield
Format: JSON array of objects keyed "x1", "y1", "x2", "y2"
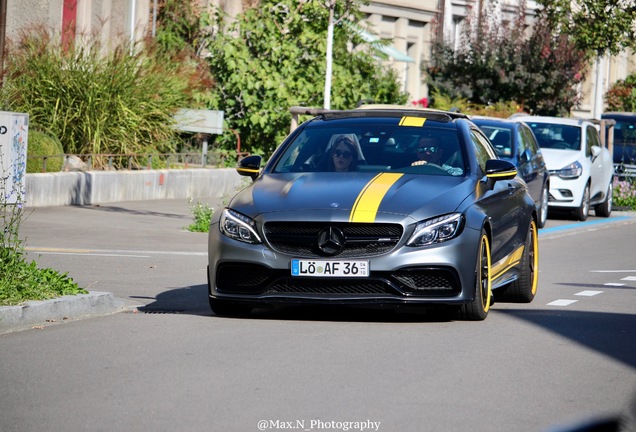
[
  {"x1": 272, "y1": 120, "x2": 466, "y2": 177},
  {"x1": 526, "y1": 123, "x2": 581, "y2": 150},
  {"x1": 609, "y1": 119, "x2": 636, "y2": 145}
]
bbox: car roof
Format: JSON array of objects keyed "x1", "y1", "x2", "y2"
[
  {"x1": 316, "y1": 108, "x2": 470, "y2": 123},
  {"x1": 470, "y1": 116, "x2": 525, "y2": 126},
  {"x1": 511, "y1": 115, "x2": 593, "y2": 127},
  {"x1": 601, "y1": 112, "x2": 636, "y2": 120}
]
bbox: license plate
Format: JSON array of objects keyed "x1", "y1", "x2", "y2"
[{"x1": 291, "y1": 259, "x2": 369, "y2": 277}]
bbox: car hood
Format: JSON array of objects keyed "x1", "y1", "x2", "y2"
[
  {"x1": 540, "y1": 148, "x2": 580, "y2": 170},
  {"x1": 229, "y1": 172, "x2": 475, "y2": 223}
]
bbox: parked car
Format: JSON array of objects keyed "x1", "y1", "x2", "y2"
[
  {"x1": 207, "y1": 108, "x2": 539, "y2": 321},
  {"x1": 513, "y1": 115, "x2": 614, "y2": 221},
  {"x1": 600, "y1": 111, "x2": 636, "y2": 178},
  {"x1": 471, "y1": 116, "x2": 550, "y2": 228}
]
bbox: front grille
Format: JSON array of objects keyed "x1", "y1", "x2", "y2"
[
  {"x1": 263, "y1": 222, "x2": 403, "y2": 258},
  {"x1": 216, "y1": 263, "x2": 460, "y2": 298}
]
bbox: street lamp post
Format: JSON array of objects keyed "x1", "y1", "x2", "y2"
[{"x1": 324, "y1": 1, "x2": 335, "y2": 110}]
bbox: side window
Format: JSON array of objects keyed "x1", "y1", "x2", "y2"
[
  {"x1": 521, "y1": 126, "x2": 540, "y2": 154},
  {"x1": 470, "y1": 129, "x2": 496, "y2": 174},
  {"x1": 516, "y1": 128, "x2": 527, "y2": 156},
  {"x1": 586, "y1": 125, "x2": 599, "y2": 157}
]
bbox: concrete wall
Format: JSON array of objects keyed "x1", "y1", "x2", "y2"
[{"x1": 25, "y1": 168, "x2": 247, "y2": 208}]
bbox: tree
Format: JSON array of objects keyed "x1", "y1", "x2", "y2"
[
  {"x1": 537, "y1": 0, "x2": 636, "y2": 117},
  {"x1": 427, "y1": 3, "x2": 588, "y2": 116},
  {"x1": 196, "y1": 0, "x2": 407, "y2": 155},
  {"x1": 606, "y1": 74, "x2": 636, "y2": 112},
  {"x1": 538, "y1": 0, "x2": 636, "y2": 57}
]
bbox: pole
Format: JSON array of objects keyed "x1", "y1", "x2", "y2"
[
  {"x1": 0, "y1": 0, "x2": 7, "y2": 74},
  {"x1": 593, "y1": 55, "x2": 605, "y2": 119},
  {"x1": 324, "y1": 2, "x2": 335, "y2": 110}
]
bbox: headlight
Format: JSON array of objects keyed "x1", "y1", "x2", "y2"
[
  {"x1": 219, "y1": 209, "x2": 262, "y2": 244},
  {"x1": 551, "y1": 161, "x2": 582, "y2": 179},
  {"x1": 407, "y1": 213, "x2": 463, "y2": 247}
]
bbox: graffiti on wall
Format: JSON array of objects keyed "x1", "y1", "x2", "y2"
[{"x1": 0, "y1": 113, "x2": 29, "y2": 205}]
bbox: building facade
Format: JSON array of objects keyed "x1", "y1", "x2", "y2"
[
  {"x1": 3, "y1": 0, "x2": 635, "y2": 118},
  {"x1": 3, "y1": 0, "x2": 151, "y2": 51}
]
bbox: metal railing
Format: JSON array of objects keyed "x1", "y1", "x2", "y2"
[{"x1": 27, "y1": 152, "x2": 234, "y2": 173}]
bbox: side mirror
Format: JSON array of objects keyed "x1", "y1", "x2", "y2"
[
  {"x1": 237, "y1": 155, "x2": 262, "y2": 180},
  {"x1": 485, "y1": 159, "x2": 517, "y2": 181},
  {"x1": 591, "y1": 146, "x2": 601, "y2": 160},
  {"x1": 519, "y1": 149, "x2": 532, "y2": 163}
]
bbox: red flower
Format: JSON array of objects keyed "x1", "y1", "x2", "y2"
[{"x1": 412, "y1": 97, "x2": 429, "y2": 108}]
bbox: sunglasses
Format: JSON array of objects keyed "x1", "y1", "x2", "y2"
[
  {"x1": 418, "y1": 146, "x2": 439, "y2": 153},
  {"x1": 332, "y1": 149, "x2": 353, "y2": 158}
]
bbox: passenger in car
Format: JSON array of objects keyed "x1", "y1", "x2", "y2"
[
  {"x1": 321, "y1": 136, "x2": 360, "y2": 172},
  {"x1": 412, "y1": 136, "x2": 464, "y2": 175}
]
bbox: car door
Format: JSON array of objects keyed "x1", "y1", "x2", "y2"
[
  {"x1": 586, "y1": 125, "x2": 605, "y2": 197},
  {"x1": 515, "y1": 125, "x2": 540, "y2": 202},
  {"x1": 470, "y1": 129, "x2": 525, "y2": 263}
]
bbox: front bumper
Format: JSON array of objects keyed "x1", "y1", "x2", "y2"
[
  {"x1": 547, "y1": 175, "x2": 586, "y2": 209},
  {"x1": 208, "y1": 222, "x2": 482, "y2": 307}
]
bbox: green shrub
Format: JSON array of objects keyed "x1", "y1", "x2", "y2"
[
  {"x1": 613, "y1": 178, "x2": 636, "y2": 210},
  {"x1": 0, "y1": 27, "x2": 210, "y2": 168},
  {"x1": 27, "y1": 130, "x2": 64, "y2": 173},
  {"x1": 187, "y1": 199, "x2": 214, "y2": 232}
]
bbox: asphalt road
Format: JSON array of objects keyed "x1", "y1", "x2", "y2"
[{"x1": 1, "y1": 198, "x2": 635, "y2": 432}]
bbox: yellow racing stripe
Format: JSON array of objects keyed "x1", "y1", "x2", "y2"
[
  {"x1": 349, "y1": 173, "x2": 404, "y2": 222},
  {"x1": 491, "y1": 245, "x2": 525, "y2": 279},
  {"x1": 398, "y1": 116, "x2": 426, "y2": 127}
]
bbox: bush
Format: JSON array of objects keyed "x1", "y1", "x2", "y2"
[
  {"x1": 605, "y1": 74, "x2": 636, "y2": 112},
  {"x1": 187, "y1": 199, "x2": 214, "y2": 232},
  {"x1": 0, "y1": 27, "x2": 210, "y2": 168},
  {"x1": 428, "y1": 7, "x2": 587, "y2": 116},
  {"x1": 613, "y1": 178, "x2": 636, "y2": 210},
  {"x1": 26, "y1": 130, "x2": 64, "y2": 173}
]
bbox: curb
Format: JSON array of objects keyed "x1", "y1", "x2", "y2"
[{"x1": 0, "y1": 291, "x2": 126, "y2": 334}]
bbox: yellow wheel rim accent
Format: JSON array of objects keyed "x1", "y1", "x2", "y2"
[
  {"x1": 529, "y1": 220, "x2": 539, "y2": 295},
  {"x1": 481, "y1": 234, "x2": 492, "y2": 313}
]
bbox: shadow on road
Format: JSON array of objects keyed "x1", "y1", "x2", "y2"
[
  {"x1": 135, "y1": 284, "x2": 212, "y2": 316},
  {"x1": 82, "y1": 204, "x2": 190, "y2": 220},
  {"x1": 499, "y1": 308, "x2": 636, "y2": 370},
  {"x1": 136, "y1": 284, "x2": 459, "y2": 323}
]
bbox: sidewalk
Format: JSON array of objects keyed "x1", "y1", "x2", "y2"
[
  {"x1": 1, "y1": 196, "x2": 225, "y2": 334},
  {"x1": 0, "y1": 292, "x2": 126, "y2": 334}
]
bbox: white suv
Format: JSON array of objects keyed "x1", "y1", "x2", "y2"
[{"x1": 513, "y1": 115, "x2": 614, "y2": 221}]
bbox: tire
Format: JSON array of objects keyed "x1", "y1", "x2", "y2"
[
  {"x1": 537, "y1": 184, "x2": 549, "y2": 228},
  {"x1": 456, "y1": 230, "x2": 492, "y2": 321},
  {"x1": 497, "y1": 220, "x2": 539, "y2": 303},
  {"x1": 594, "y1": 182, "x2": 613, "y2": 218},
  {"x1": 209, "y1": 298, "x2": 252, "y2": 317},
  {"x1": 574, "y1": 183, "x2": 590, "y2": 221}
]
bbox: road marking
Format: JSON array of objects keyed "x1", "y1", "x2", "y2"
[
  {"x1": 590, "y1": 270, "x2": 636, "y2": 273},
  {"x1": 548, "y1": 299, "x2": 578, "y2": 306},
  {"x1": 575, "y1": 290, "x2": 603, "y2": 296},
  {"x1": 621, "y1": 276, "x2": 636, "y2": 281},
  {"x1": 25, "y1": 247, "x2": 206, "y2": 257},
  {"x1": 33, "y1": 251, "x2": 151, "y2": 258},
  {"x1": 605, "y1": 283, "x2": 626, "y2": 286},
  {"x1": 539, "y1": 216, "x2": 633, "y2": 236}
]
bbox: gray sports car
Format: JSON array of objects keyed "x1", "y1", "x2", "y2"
[{"x1": 208, "y1": 108, "x2": 539, "y2": 320}]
